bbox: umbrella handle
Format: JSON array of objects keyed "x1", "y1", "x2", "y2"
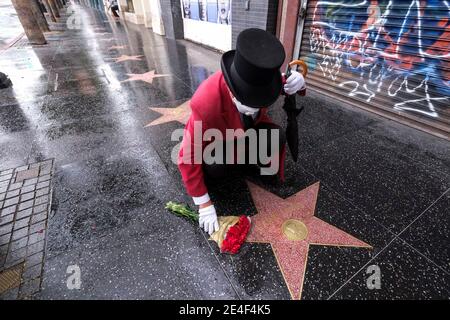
[{"x1": 288, "y1": 60, "x2": 308, "y2": 77}]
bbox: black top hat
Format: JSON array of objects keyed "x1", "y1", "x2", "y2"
[{"x1": 221, "y1": 28, "x2": 286, "y2": 108}]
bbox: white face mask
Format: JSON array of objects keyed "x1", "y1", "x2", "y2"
[{"x1": 231, "y1": 96, "x2": 260, "y2": 116}]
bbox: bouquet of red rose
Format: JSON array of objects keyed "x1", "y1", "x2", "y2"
[{"x1": 165, "y1": 201, "x2": 251, "y2": 254}]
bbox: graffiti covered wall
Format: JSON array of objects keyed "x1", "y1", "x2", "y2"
[{"x1": 299, "y1": 0, "x2": 449, "y2": 137}]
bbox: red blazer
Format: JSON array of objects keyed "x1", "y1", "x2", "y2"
[{"x1": 178, "y1": 71, "x2": 289, "y2": 197}]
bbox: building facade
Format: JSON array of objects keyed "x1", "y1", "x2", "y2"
[
  {"x1": 283, "y1": 0, "x2": 450, "y2": 139},
  {"x1": 88, "y1": 0, "x2": 449, "y2": 139}
]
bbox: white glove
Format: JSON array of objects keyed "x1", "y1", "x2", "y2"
[
  {"x1": 199, "y1": 205, "x2": 219, "y2": 235},
  {"x1": 284, "y1": 70, "x2": 305, "y2": 95}
]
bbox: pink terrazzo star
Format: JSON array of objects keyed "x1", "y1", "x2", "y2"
[
  {"x1": 108, "y1": 45, "x2": 127, "y2": 50},
  {"x1": 121, "y1": 70, "x2": 170, "y2": 85},
  {"x1": 145, "y1": 100, "x2": 191, "y2": 127},
  {"x1": 113, "y1": 55, "x2": 143, "y2": 63},
  {"x1": 246, "y1": 181, "x2": 372, "y2": 300}
]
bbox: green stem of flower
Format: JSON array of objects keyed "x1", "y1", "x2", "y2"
[{"x1": 165, "y1": 201, "x2": 199, "y2": 222}]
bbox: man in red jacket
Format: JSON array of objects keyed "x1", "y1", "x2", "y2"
[{"x1": 178, "y1": 28, "x2": 305, "y2": 235}]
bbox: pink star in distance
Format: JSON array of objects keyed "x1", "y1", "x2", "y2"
[
  {"x1": 113, "y1": 55, "x2": 143, "y2": 63},
  {"x1": 121, "y1": 70, "x2": 170, "y2": 85},
  {"x1": 44, "y1": 31, "x2": 62, "y2": 35},
  {"x1": 145, "y1": 100, "x2": 191, "y2": 127},
  {"x1": 108, "y1": 45, "x2": 127, "y2": 50},
  {"x1": 246, "y1": 181, "x2": 372, "y2": 300}
]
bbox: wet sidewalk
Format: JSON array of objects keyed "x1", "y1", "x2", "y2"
[
  {"x1": 0, "y1": 3, "x2": 449, "y2": 300},
  {"x1": 0, "y1": 0, "x2": 24, "y2": 51}
]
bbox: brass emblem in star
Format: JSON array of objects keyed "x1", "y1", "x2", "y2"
[
  {"x1": 145, "y1": 100, "x2": 191, "y2": 127},
  {"x1": 246, "y1": 181, "x2": 372, "y2": 300}
]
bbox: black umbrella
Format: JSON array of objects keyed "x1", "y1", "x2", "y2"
[{"x1": 282, "y1": 60, "x2": 307, "y2": 162}]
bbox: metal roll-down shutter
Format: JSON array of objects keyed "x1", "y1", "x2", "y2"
[{"x1": 297, "y1": 0, "x2": 449, "y2": 139}]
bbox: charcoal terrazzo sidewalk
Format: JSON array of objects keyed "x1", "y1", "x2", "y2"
[{"x1": 0, "y1": 3, "x2": 448, "y2": 300}]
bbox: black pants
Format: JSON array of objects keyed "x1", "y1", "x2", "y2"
[
  {"x1": 203, "y1": 122, "x2": 285, "y2": 180},
  {"x1": 111, "y1": 5, "x2": 119, "y2": 17}
]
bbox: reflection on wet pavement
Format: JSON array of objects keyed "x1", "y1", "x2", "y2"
[
  {"x1": 0, "y1": 0, "x2": 24, "y2": 50},
  {"x1": 0, "y1": 3, "x2": 449, "y2": 300}
]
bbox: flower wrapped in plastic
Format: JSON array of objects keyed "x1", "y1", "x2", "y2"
[{"x1": 165, "y1": 201, "x2": 251, "y2": 254}]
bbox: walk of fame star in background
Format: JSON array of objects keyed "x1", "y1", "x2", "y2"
[
  {"x1": 108, "y1": 45, "x2": 127, "y2": 50},
  {"x1": 112, "y1": 55, "x2": 143, "y2": 63},
  {"x1": 121, "y1": 70, "x2": 170, "y2": 85},
  {"x1": 145, "y1": 100, "x2": 191, "y2": 127}
]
